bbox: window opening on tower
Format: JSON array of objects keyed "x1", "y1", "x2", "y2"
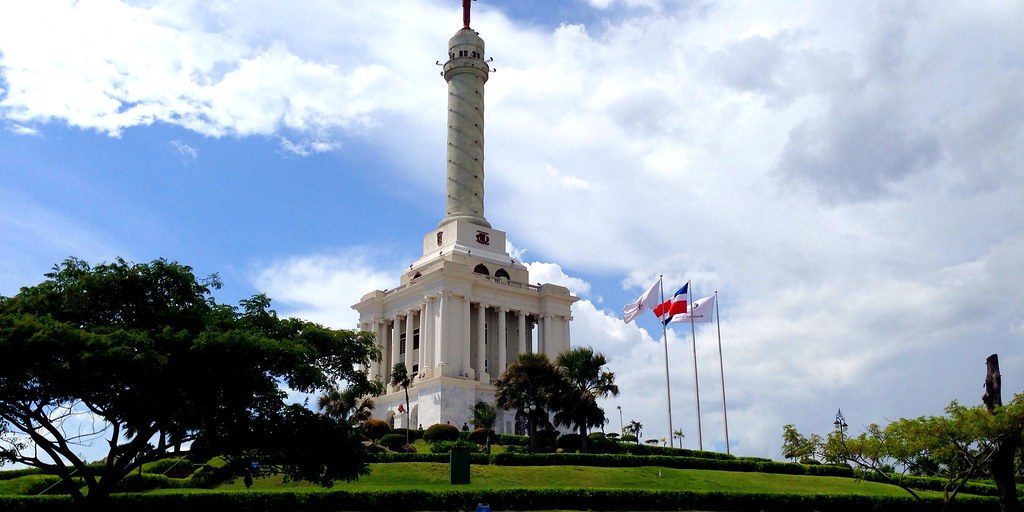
[{"x1": 473, "y1": 264, "x2": 489, "y2": 275}]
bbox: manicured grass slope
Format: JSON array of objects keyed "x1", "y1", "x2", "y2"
[{"x1": 219, "y1": 462, "x2": 929, "y2": 497}]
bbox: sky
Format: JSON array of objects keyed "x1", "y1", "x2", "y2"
[{"x1": 1, "y1": 0, "x2": 1023, "y2": 460}]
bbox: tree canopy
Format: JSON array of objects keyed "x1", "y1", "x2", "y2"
[{"x1": 0, "y1": 257, "x2": 380, "y2": 508}]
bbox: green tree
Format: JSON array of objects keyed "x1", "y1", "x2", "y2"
[
  {"x1": 552, "y1": 347, "x2": 619, "y2": 452},
  {"x1": 318, "y1": 386, "x2": 378, "y2": 425},
  {"x1": 781, "y1": 424, "x2": 819, "y2": 462},
  {"x1": 495, "y1": 353, "x2": 561, "y2": 453},
  {"x1": 389, "y1": 362, "x2": 414, "y2": 447},
  {"x1": 827, "y1": 399, "x2": 1024, "y2": 512},
  {"x1": 626, "y1": 420, "x2": 643, "y2": 444},
  {"x1": 470, "y1": 401, "x2": 498, "y2": 453},
  {"x1": 0, "y1": 258, "x2": 380, "y2": 510},
  {"x1": 673, "y1": 429, "x2": 685, "y2": 445}
]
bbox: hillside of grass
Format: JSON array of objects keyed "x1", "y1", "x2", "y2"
[{"x1": 213, "y1": 462, "x2": 940, "y2": 498}]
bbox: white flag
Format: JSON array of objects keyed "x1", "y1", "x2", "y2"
[
  {"x1": 670, "y1": 294, "x2": 714, "y2": 324},
  {"x1": 622, "y1": 277, "x2": 661, "y2": 324}
]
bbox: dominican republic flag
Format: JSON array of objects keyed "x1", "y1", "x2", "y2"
[{"x1": 653, "y1": 282, "x2": 689, "y2": 324}]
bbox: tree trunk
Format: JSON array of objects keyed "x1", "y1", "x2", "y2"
[
  {"x1": 983, "y1": 354, "x2": 1021, "y2": 512},
  {"x1": 579, "y1": 423, "x2": 588, "y2": 453}
]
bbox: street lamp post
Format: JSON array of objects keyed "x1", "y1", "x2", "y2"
[
  {"x1": 527, "y1": 403, "x2": 538, "y2": 453},
  {"x1": 833, "y1": 408, "x2": 848, "y2": 440},
  {"x1": 617, "y1": 405, "x2": 624, "y2": 436}
]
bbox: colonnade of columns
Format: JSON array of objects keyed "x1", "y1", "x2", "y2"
[{"x1": 359, "y1": 295, "x2": 571, "y2": 391}]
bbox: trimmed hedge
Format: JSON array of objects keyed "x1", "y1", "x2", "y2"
[
  {"x1": 856, "y1": 470, "x2": 1001, "y2": 498},
  {"x1": 0, "y1": 488, "x2": 999, "y2": 512},
  {"x1": 368, "y1": 453, "x2": 490, "y2": 465},
  {"x1": 422, "y1": 424, "x2": 460, "y2": 443},
  {"x1": 490, "y1": 453, "x2": 856, "y2": 478},
  {"x1": 495, "y1": 433, "x2": 529, "y2": 446},
  {"x1": 0, "y1": 468, "x2": 46, "y2": 481},
  {"x1": 379, "y1": 434, "x2": 408, "y2": 452}
]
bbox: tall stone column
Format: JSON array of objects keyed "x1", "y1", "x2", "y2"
[
  {"x1": 498, "y1": 306, "x2": 507, "y2": 374},
  {"x1": 563, "y1": 315, "x2": 571, "y2": 354},
  {"x1": 477, "y1": 303, "x2": 488, "y2": 380},
  {"x1": 375, "y1": 320, "x2": 385, "y2": 380},
  {"x1": 538, "y1": 314, "x2": 546, "y2": 356},
  {"x1": 517, "y1": 311, "x2": 526, "y2": 357},
  {"x1": 462, "y1": 296, "x2": 472, "y2": 377},
  {"x1": 391, "y1": 315, "x2": 402, "y2": 387},
  {"x1": 440, "y1": 25, "x2": 490, "y2": 228},
  {"x1": 419, "y1": 300, "x2": 429, "y2": 376},
  {"x1": 436, "y1": 293, "x2": 448, "y2": 375},
  {"x1": 405, "y1": 311, "x2": 415, "y2": 373}
]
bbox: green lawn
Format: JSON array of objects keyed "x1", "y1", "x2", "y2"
[{"x1": 214, "y1": 462, "x2": 928, "y2": 497}]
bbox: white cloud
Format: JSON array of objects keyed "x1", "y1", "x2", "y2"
[
  {"x1": 170, "y1": 140, "x2": 198, "y2": 159},
  {"x1": 525, "y1": 261, "x2": 592, "y2": 296},
  {"x1": 249, "y1": 249, "x2": 399, "y2": 329}
]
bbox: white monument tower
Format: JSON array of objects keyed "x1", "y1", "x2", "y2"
[{"x1": 353, "y1": 1, "x2": 577, "y2": 433}]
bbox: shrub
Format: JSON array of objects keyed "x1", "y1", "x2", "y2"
[
  {"x1": 533, "y1": 430, "x2": 559, "y2": 452},
  {"x1": 488, "y1": 453, "x2": 856, "y2": 479},
  {"x1": 467, "y1": 428, "x2": 495, "y2": 445},
  {"x1": 556, "y1": 434, "x2": 582, "y2": 452},
  {"x1": 606, "y1": 432, "x2": 620, "y2": 440},
  {"x1": 423, "y1": 423, "x2": 460, "y2": 443},
  {"x1": 621, "y1": 434, "x2": 638, "y2": 443},
  {"x1": 588, "y1": 432, "x2": 606, "y2": 441},
  {"x1": 429, "y1": 440, "x2": 479, "y2": 454},
  {"x1": 115, "y1": 473, "x2": 187, "y2": 492},
  {"x1": 392, "y1": 428, "x2": 420, "y2": 441},
  {"x1": 495, "y1": 434, "x2": 529, "y2": 446},
  {"x1": 0, "y1": 468, "x2": 46, "y2": 481},
  {"x1": 140, "y1": 458, "x2": 193, "y2": 477},
  {"x1": 363, "y1": 419, "x2": 391, "y2": 441},
  {"x1": 379, "y1": 434, "x2": 408, "y2": 452}
]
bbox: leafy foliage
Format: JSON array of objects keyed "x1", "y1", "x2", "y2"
[
  {"x1": 552, "y1": 347, "x2": 619, "y2": 452},
  {"x1": 423, "y1": 424, "x2": 460, "y2": 443},
  {"x1": 0, "y1": 257, "x2": 380, "y2": 507},
  {"x1": 362, "y1": 419, "x2": 391, "y2": 441}
]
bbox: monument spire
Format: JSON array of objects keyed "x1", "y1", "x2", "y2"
[{"x1": 440, "y1": 0, "x2": 490, "y2": 228}]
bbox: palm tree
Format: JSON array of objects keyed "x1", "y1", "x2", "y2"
[
  {"x1": 673, "y1": 429, "x2": 685, "y2": 447},
  {"x1": 470, "y1": 401, "x2": 498, "y2": 453},
  {"x1": 317, "y1": 386, "x2": 375, "y2": 424},
  {"x1": 495, "y1": 353, "x2": 561, "y2": 453},
  {"x1": 552, "y1": 347, "x2": 619, "y2": 452},
  {"x1": 627, "y1": 420, "x2": 643, "y2": 444},
  {"x1": 390, "y1": 362, "x2": 414, "y2": 446}
]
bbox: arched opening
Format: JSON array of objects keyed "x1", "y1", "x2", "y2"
[
  {"x1": 494, "y1": 269, "x2": 510, "y2": 280},
  {"x1": 386, "y1": 410, "x2": 396, "y2": 428},
  {"x1": 410, "y1": 404, "x2": 419, "y2": 431},
  {"x1": 473, "y1": 264, "x2": 490, "y2": 275}
]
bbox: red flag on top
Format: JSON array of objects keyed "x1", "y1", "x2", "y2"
[{"x1": 653, "y1": 282, "x2": 688, "y2": 325}]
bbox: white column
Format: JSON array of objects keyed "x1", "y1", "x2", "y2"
[
  {"x1": 391, "y1": 316, "x2": 401, "y2": 386},
  {"x1": 405, "y1": 311, "x2": 415, "y2": 372},
  {"x1": 538, "y1": 314, "x2": 546, "y2": 356},
  {"x1": 517, "y1": 311, "x2": 526, "y2": 358},
  {"x1": 564, "y1": 315, "x2": 571, "y2": 353},
  {"x1": 375, "y1": 320, "x2": 385, "y2": 380},
  {"x1": 477, "y1": 302, "x2": 488, "y2": 380},
  {"x1": 462, "y1": 296, "x2": 472, "y2": 377},
  {"x1": 498, "y1": 306, "x2": 507, "y2": 374},
  {"x1": 418, "y1": 301, "x2": 428, "y2": 375},
  {"x1": 436, "y1": 294, "x2": 447, "y2": 374}
]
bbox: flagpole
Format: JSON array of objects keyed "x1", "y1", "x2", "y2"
[
  {"x1": 688, "y1": 279, "x2": 703, "y2": 450},
  {"x1": 715, "y1": 291, "x2": 730, "y2": 454},
  {"x1": 659, "y1": 275, "x2": 674, "y2": 449}
]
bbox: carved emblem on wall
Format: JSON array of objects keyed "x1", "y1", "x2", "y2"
[
  {"x1": 476, "y1": 230, "x2": 490, "y2": 245},
  {"x1": 437, "y1": 232, "x2": 443, "y2": 246}
]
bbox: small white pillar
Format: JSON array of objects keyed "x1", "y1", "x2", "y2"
[
  {"x1": 477, "y1": 303, "x2": 488, "y2": 381},
  {"x1": 497, "y1": 306, "x2": 508, "y2": 374},
  {"x1": 517, "y1": 311, "x2": 526, "y2": 359},
  {"x1": 462, "y1": 296, "x2": 472, "y2": 377}
]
